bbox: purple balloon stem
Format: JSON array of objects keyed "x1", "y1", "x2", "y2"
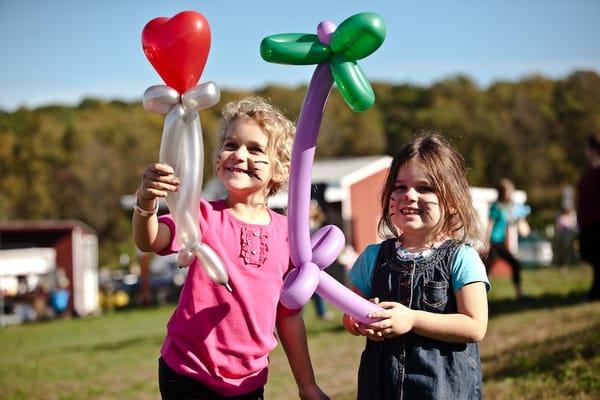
[{"x1": 288, "y1": 63, "x2": 333, "y2": 267}]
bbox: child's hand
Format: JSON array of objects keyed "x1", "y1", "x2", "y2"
[
  {"x1": 299, "y1": 384, "x2": 330, "y2": 400},
  {"x1": 366, "y1": 301, "x2": 415, "y2": 339},
  {"x1": 352, "y1": 297, "x2": 386, "y2": 341},
  {"x1": 138, "y1": 163, "x2": 180, "y2": 208}
]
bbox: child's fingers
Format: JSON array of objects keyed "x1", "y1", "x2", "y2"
[
  {"x1": 366, "y1": 330, "x2": 385, "y2": 341},
  {"x1": 367, "y1": 319, "x2": 392, "y2": 331},
  {"x1": 141, "y1": 164, "x2": 179, "y2": 190},
  {"x1": 144, "y1": 169, "x2": 180, "y2": 185},
  {"x1": 145, "y1": 188, "x2": 169, "y2": 198},
  {"x1": 359, "y1": 326, "x2": 380, "y2": 339},
  {"x1": 142, "y1": 176, "x2": 179, "y2": 192},
  {"x1": 367, "y1": 310, "x2": 390, "y2": 320},
  {"x1": 377, "y1": 301, "x2": 402, "y2": 309},
  {"x1": 356, "y1": 324, "x2": 374, "y2": 336},
  {"x1": 150, "y1": 162, "x2": 175, "y2": 175}
]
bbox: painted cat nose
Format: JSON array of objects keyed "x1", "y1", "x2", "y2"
[
  {"x1": 400, "y1": 188, "x2": 417, "y2": 201},
  {"x1": 231, "y1": 147, "x2": 248, "y2": 160}
]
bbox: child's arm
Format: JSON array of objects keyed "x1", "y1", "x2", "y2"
[
  {"x1": 132, "y1": 163, "x2": 180, "y2": 253},
  {"x1": 366, "y1": 282, "x2": 488, "y2": 343},
  {"x1": 276, "y1": 312, "x2": 329, "y2": 400},
  {"x1": 413, "y1": 282, "x2": 487, "y2": 342}
]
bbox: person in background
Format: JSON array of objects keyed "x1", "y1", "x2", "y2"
[
  {"x1": 337, "y1": 244, "x2": 359, "y2": 287},
  {"x1": 486, "y1": 178, "x2": 528, "y2": 299},
  {"x1": 50, "y1": 268, "x2": 71, "y2": 318},
  {"x1": 554, "y1": 205, "x2": 578, "y2": 268},
  {"x1": 13, "y1": 275, "x2": 36, "y2": 322},
  {"x1": 133, "y1": 96, "x2": 328, "y2": 400},
  {"x1": 309, "y1": 200, "x2": 332, "y2": 320},
  {"x1": 577, "y1": 134, "x2": 600, "y2": 301},
  {"x1": 344, "y1": 133, "x2": 490, "y2": 399}
]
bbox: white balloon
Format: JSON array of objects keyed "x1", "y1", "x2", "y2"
[
  {"x1": 148, "y1": 83, "x2": 231, "y2": 291},
  {"x1": 177, "y1": 248, "x2": 195, "y2": 267},
  {"x1": 195, "y1": 243, "x2": 232, "y2": 292},
  {"x1": 182, "y1": 81, "x2": 221, "y2": 112},
  {"x1": 143, "y1": 85, "x2": 180, "y2": 114}
]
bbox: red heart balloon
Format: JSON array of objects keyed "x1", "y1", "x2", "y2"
[{"x1": 142, "y1": 11, "x2": 211, "y2": 94}]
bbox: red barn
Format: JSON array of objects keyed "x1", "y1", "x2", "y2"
[{"x1": 0, "y1": 220, "x2": 99, "y2": 318}]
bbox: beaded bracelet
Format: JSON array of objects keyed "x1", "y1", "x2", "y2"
[{"x1": 133, "y1": 197, "x2": 158, "y2": 218}]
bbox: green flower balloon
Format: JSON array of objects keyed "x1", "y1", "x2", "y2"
[{"x1": 260, "y1": 12, "x2": 386, "y2": 111}]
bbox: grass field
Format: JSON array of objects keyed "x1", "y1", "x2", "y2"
[{"x1": 1, "y1": 265, "x2": 598, "y2": 399}]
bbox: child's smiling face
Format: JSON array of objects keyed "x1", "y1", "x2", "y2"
[
  {"x1": 389, "y1": 159, "x2": 442, "y2": 244},
  {"x1": 216, "y1": 115, "x2": 275, "y2": 202}
]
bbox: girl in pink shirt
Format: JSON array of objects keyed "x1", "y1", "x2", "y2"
[{"x1": 133, "y1": 96, "x2": 328, "y2": 400}]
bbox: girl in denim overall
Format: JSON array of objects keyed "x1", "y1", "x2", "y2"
[{"x1": 345, "y1": 133, "x2": 491, "y2": 399}]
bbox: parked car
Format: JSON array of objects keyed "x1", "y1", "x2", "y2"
[
  {"x1": 517, "y1": 234, "x2": 553, "y2": 267},
  {"x1": 149, "y1": 254, "x2": 188, "y2": 305},
  {"x1": 99, "y1": 254, "x2": 188, "y2": 309}
]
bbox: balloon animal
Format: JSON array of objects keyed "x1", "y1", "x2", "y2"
[
  {"x1": 261, "y1": 13, "x2": 386, "y2": 322},
  {"x1": 142, "y1": 11, "x2": 231, "y2": 292}
]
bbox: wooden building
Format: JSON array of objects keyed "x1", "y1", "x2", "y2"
[{"x1": 0, "y1": 220, "x2": 99, "y2": 317}]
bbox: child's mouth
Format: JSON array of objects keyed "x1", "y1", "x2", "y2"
[
  {"x1": 226, "y1": 167, "x2": 260, "y2": 180},
  {"x1": 400, "y1": 207, "x2": 421, "y2": 215},
  {"x1": 227, "y1": 167, "x2": 251, "y2": 175}
]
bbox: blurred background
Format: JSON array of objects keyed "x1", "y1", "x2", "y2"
[{"x1": 0, "y1": 1, "x2": 599, "y2": 399}]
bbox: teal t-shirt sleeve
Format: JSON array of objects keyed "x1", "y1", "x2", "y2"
[
  {"x1": 451, "y1": 244, "x2": 491, "y2": 293},
  {"x1": 348, "y1": 243, "x2": 381, "y2": 298},
  {"x1": 489, "y1": 202, "x2": 499, "y2": 220}
]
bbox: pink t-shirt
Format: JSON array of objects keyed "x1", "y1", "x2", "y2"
[{"x1": 157, "y1": 199, "x2": 294, "y2": 396}]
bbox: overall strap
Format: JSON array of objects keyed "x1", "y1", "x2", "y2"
[{"x1": 370, "y1": 238, "x2": 397, "y2": 288}]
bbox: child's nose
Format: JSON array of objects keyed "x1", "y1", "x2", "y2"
[
  {"x1": 232, "y1": 146, "x2": 248, "y2": 160},
  {"x1": 401, "y1": 188, "x2": 418, "y2": 202}
]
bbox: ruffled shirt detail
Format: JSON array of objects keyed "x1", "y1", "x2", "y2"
[
  {"x1": 240, "y1": 226, "x2": 269, "y2": 267},
  {"x1": 394, "y1": 240, "x2": 446, "y2": 261}
]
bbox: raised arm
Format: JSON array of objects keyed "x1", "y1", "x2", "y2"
[{"x1": 132, "y1": 163, "x2": 180, "y2": 253}]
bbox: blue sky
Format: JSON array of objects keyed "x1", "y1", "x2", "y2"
[{"x1": 1, "y1": 0, "x2": 599, "y2": 111}]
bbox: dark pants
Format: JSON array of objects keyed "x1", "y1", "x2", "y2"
[
  {"x1": 158, "y1": 358, "x2": 264, "y2": 400},
  {"x1": 486, "y1": 242, "x2": 522, "y2": 287},
  {"x1": 579, "y1": 224, "x2": 600, "y2": 300}
]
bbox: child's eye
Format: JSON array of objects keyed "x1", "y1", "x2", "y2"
[
  {"x1": 417, "y1": 185, "x2": 434, "y2": 193},
  {"x1": 249, "y1": 147, "x2": 265, "y2": 154},
  {"x1": 223, "y1": 142, "x2": 237, "y2": 150},
  {"x1": 393, "y1": 185, "x2": 407, "y2": 193}
]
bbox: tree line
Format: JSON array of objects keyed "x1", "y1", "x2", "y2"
[{"x1": 1, "y1": 70, "x2": 599, "y2": 266}]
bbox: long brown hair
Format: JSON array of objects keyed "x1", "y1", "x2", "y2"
[{"x1": 378, "y1": 132, "x2": 488, "y2": 255}]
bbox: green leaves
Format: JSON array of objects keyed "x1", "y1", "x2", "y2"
[
  {"x1": 330, "y1": 54, "x2": 374, "y2": 112},
  {"x1": 260, "y1": 12, "x2": 386, "y2": 111},
  {"x1": 260, "y1": 34, "x2": 330, "y2": 65},
  {"x1": 330, "y1": 12, "x2": 386, "y2": 60}
]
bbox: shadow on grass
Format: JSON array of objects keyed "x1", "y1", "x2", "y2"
[
  {"x1": 306, "y1": 322, "x2": 347, "y2": 336},
  {"x1": 483, "y1": 321, "x2": 600, "y2": 387},
  {"x1": 489, "y1": 290, "x2": 589, "y2": 317},
  {"x1": 59, "y1": 334, "x2": 165, "y2": 354}
]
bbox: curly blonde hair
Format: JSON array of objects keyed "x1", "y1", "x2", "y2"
[{"x1": 214, "y1": 96, "x2": 294, "y2": 197}]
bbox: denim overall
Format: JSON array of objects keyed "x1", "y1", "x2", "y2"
[{"x1": 357, "y1": 239, "x2": 483, "y2": 400}]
